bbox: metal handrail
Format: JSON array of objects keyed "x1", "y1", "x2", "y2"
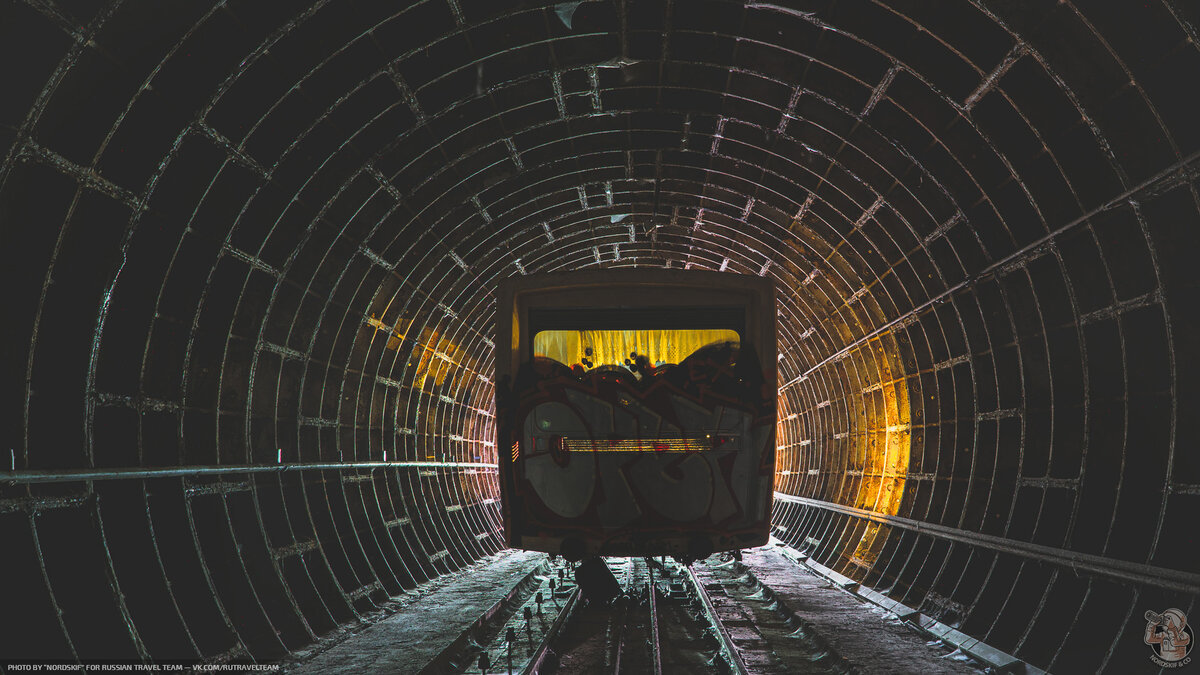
[
  {"x1": 775, "y1": 491, "x2": 1200, "y2": 595},
  {"x1": 0, "y1": 460, "x2": 498, "y2": 484}
]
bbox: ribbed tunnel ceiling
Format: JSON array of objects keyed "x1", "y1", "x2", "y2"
[{"x1": 3, "y1": 0, "x2": 1199, "y2": 671}]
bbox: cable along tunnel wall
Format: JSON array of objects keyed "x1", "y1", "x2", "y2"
[{"x1": 2, "y1": 0, "x2": 1199, "y2": 673}]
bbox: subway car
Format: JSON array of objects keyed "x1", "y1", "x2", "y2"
[{"x1": 494, "y1": 269, "x2": 777, "y2": 561}]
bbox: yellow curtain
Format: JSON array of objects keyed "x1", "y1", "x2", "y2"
[{"x1": 534, "y1": 329, "x2": 738, "y2": 368}]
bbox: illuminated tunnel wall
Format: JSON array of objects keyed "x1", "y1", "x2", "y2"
[{"x1": 2, "y1": 1, "x2": 1198, "y2": 672}]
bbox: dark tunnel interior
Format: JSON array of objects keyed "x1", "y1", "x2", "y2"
[{"x1": 2, "y1": 0, "x2": 1199, "y2": 671}]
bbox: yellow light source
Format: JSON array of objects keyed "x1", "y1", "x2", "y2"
[{"x1": 533, "y1": 329, "x2": 740, "y2": 368}]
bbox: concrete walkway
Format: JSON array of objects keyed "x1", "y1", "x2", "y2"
[
  {"x1": 286, "y1": 550, "x2": 547, "y2": 674},
  {"x1": 740, "y1": 546, "x2": 981, "y2": 674}
]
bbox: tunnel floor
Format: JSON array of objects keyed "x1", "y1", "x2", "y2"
[
  {"x1": 719, "y1": 546, "x2": 988, "y2": 674},
  {"x1": 283, "y1": 549, "x2": 546, "y2": 674}
]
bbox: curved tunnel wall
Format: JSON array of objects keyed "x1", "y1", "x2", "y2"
[{"x1": 2, "y1": 0, "x2": 1198, "y2": 671}]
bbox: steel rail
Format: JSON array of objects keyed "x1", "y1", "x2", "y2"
[
  {"x1": 775, "y1": 491, "x2": 1200, "y2": 596},
  {"x1": 608, "y1": 558, "x2": 634, "y2": 674},
  {"x1": 0, "y1": 461, "x2": 498, "y2": 484},
  {"x1": 521, "y1": 585, "x2": 581, "y2": 675},
  {"x1": 609, "y1": 605, "x2": 626, "y2": 674},
  {"x1": 647, "y1": 561, "x2": 663, "y2": 675},
  {"x1": 682, "y1": 565, "x2": 750, "y2": 675}
]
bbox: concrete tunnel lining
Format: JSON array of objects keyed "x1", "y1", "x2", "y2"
[{"x1": 1, "y1": 0, "x2": 1198, "y2": 671}]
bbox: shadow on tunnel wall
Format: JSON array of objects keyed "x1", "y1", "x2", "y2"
[{"x1": 2, "y1": 0, "x2": 1198, "y2": 672}]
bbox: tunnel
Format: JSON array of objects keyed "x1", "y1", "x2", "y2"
[{"x1": 2, "y1": 0, "x2": 1198, "y2": 672}]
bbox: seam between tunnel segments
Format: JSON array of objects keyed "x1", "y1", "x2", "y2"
[{"x1": 785, "y1": 145, "x2": 1200, "y2": 390}]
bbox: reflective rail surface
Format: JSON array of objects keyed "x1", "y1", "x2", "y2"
[
  {"x1": 522, "y1": 585, "x2": 581, "y2": 675},
  {"x1": 682, "y1": 565, "x2": 751, "y2": 675}
]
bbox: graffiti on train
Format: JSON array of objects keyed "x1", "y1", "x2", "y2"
[{"x1": 498, "y1": 341, "x2": 775, "y2": 540}]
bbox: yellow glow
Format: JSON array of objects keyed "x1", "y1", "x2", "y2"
[
  {"x1": 378, "y1": 316, "x2": 481, "y2": 390},
  {"x1": 533, "y1": 329, "x2": 739, "y2": 368},
  {"x1": 849, "y1": 347, "x2": 911, "y2": 564},
  {"x1": 371, "y1": 312, "x2": 496, "y2": 468},
  {"x1": 776, "y1": 341, "x2": 911, "y2": 571}
]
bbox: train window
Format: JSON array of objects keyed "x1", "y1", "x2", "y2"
[{"x1": 532, "y1": 328, "x2": 740, "y2": 370}]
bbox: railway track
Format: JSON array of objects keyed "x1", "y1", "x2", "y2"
[
  {"x1": 433, "y1": 552, "x2": 982, "y2": 674},
  {"x1": 542, "y1": 556, "x2": 721, "y2": 674},
  {"x1": 460, "y1": 555, "x2": 835, "y2": 674}
]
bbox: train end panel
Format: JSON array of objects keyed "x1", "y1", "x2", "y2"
[{"x1": 494, "y1": 270, "x2": 777, "y2": 561}]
